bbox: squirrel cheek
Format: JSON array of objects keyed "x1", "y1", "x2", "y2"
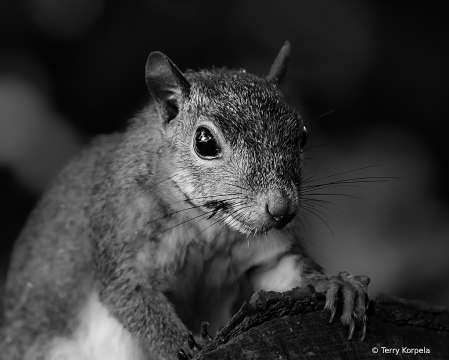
[
  {"x1": 173, "y1": 170, "x2": 196, "y2": 194},
  {"x1": 182, "y1": 182, "x2": 196, "y2": 197}
]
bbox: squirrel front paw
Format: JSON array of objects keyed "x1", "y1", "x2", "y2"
[
  {"x1": 177, "y1": 322, "x2": 213, "y2": 360},
  {"x1": 306, "y1": 271, "x2": 370, "y2": 340}
]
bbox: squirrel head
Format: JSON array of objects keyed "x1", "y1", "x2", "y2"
[{"x1": 145, "y1": 42, "x2": 308, "y2": 235}]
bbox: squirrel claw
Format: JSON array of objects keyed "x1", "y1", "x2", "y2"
[
  {"x1": 177, "y1": 349, "x2": 190, "y2": 360},
  {"x1": 361, "y1": 319, "x2": 367, "y2": 341},
  {"x1": 200, "y1": 321, "x2": 212, "y2": 341},
  {"x1": 178, "y1": 322, "x2": 213, "y2": 359},
  {"x1": 328, "y1": 303, "x2": 337, "y2": 323},
  {"x1": 348, "y1": 319, "x2": 356, "y2": 340},
  {"x1": 308, "y1": 271, "x2": 370, "y2": 341},
  {"x1": 187, "y1": 334, "x2": 202, "y2": 351}
]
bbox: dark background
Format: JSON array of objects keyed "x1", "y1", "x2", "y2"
[{"x1": 1, "y1": 0, "x2": 448, "y2": 307}]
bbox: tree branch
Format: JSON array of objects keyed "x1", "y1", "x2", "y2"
[{"x1": 194, "y1": 287, "x2": 449, "y2": 359}]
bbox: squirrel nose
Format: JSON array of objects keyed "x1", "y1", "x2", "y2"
[{"x1": 265, "y1": 189, "x2": 295, "y2": 228}]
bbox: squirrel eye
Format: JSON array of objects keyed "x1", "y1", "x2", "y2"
[
  {"x1": 300, "y1": 125, "x2": 308, "y2": 151},
  {"x1": 194, "y1": 126, "x2": 221, "y2": 159}
]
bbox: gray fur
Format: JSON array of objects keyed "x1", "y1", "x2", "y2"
[{"x1": 0, "y1": 44, "x2": 321, "y2": 360}]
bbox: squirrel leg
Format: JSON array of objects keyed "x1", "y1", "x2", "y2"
[{"x1": 97, "y1": 276, "x2": 189, "y2": 360}]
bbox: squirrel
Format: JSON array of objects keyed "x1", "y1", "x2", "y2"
[{"x1": 0, "y1": 41, "x2": 369, "y2": 360}]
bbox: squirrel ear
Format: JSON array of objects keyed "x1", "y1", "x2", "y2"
[
  {"x1": 266, "y1": 41, "x2": 291, "y2": 84},
  {"x1": 145, "y1": 52, "x2": 190, "y2": 123}
]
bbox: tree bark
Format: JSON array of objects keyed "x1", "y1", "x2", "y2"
[{"x1": 194, "y1": 287, "x2": 449, "y2": 359}]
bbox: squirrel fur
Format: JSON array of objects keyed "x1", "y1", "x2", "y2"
[{"x1": 0, "y1": 42, "x2": 368, "y2": 360}]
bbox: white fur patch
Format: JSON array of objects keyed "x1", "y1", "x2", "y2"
[
  {"x1": 251, "y1": 254, "x2": 303, "y2": 292},
  {"x1": 47, "y1": 292, "x2": 152, "y2": 360}
]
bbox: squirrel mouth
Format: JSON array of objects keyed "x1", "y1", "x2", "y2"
[
  {"x1": 221, "y1": 215, "x2": 273, "y2": 235},
  {"x1": 203, "y1": 200, "x2": 292, "y2": 235},
  {"x1": 202, "y1": 201, "x2": 261, "y2": 234},
  {"x1": 222, "y1": 210, "x2": 296, "y2": 235},
  {"x1": 203, "y1": 200, "x2": 228, "y2": 219}
]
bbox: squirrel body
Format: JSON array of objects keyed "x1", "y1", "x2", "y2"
[{"x1": 0, "y1": 43, "x2": 368, "y2": 360}]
